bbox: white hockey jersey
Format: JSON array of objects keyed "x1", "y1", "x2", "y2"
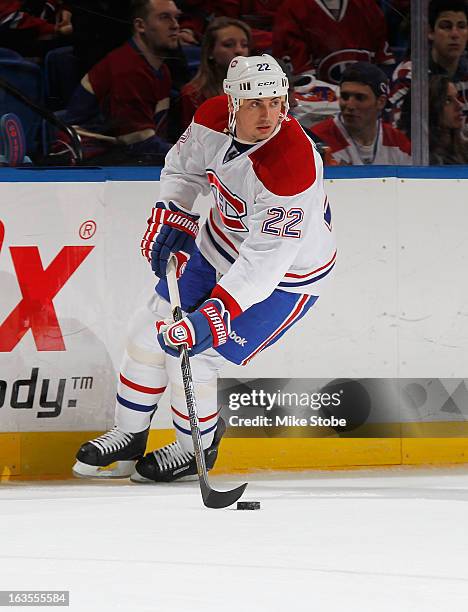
[{"x1": 159, "y1": 95, "x2": 336, "y2": 317}]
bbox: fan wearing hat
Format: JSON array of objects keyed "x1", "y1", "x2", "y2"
[{"x1": 309, "y1": 62, "x2": 411, "y2": 165}]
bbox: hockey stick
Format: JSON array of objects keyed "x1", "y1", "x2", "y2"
[{"x1": 166, "y1": 258, "x2": 247, "y2": 509}]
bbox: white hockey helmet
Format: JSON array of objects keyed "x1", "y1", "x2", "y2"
[{"x1": 223, "y1": 54, "x2": 289, "y2": 134}]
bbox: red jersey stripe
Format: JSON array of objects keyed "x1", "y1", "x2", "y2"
[
  {"x1": 209, "y1": 209, "x2": 239, "y2": 253},
  {"x1": 242, "y1": 295, "x2": 311, "y2": 365},
  {"x1": 284, "y1": 250, "x2": 337, "y2": 279},
  {"x1": 172, "y1": 405, "x2": 219, "y2": 422},
  {"x1": 120, "y1": 374, "x2": 166, "y2": 395}
]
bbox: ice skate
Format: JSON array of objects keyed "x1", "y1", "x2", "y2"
[
  {"x1": 131, "y1": 418, "x2": 226, "y2": 483},
  {"x1": 73, "y1": 426, "x2": 149, "y2": 478}
]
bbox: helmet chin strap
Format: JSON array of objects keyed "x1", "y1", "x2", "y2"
[
  {"x1": 227, "y1": 96, "x2": 290, "y2": 142},
  {"x1": 228, "y1": 96, "x2": 241, "y2": 135}
]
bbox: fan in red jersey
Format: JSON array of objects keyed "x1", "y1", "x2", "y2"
[
  {"x1": 56, "y1": 0, "x2": 178, "y2": 162},
  {"x1": 0, "y1": 0, "x2": 72, "y2": 54},
  {"x1": 272, "y1": 0, "x2": 395, "y2": 84}
]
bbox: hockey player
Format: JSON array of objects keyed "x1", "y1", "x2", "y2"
[{"x1": 73, "y1": 54, "x2": 336, "y2": 482}]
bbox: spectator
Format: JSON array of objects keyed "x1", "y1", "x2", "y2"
[
  {"x1": 24, "y1": 0, "x2": 72, "y2": 33},
  {"x1": 179, "y1": 16, "x2": 251, "y2": 130},
  {"x1": 309, "y1": 62, "x2": 411, "y2": 165},
  {"x1": 69, "y1": 1, "x2": 189, "y2": 114},
  {"x1": 429, "y1": 74, "x2": 468, "y2": 164},
  {"x1": 59, "y1": 0, "x2": 180, "y2": 162},
  {"x1": 389, "y1": 0, "x2": 468, "y2": 128},
  {"x1": 178, "y1": 0, "x2": 280, "y2": 50},
  {"x1": 0, "y1": 0, "x2": 72, "y2": 55},
  {"x1": 272, "y1": 0, "x2": 395, "y2": 84}
]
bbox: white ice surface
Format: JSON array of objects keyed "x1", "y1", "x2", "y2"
[{"x1": 1, "y1": 467, "x2": 468, "y2": 612}]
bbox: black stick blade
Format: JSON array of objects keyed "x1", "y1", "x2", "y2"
[{"x1": 201, "y1": 481, "x2": 248, "y2": 509}]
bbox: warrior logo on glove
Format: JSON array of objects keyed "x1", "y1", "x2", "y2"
[
  {"x1": 141, "y1": 201, "x2": 200, "y2": 279},
  {"x1": 156, "y1": 298, "x2": 231, "y2": 357},
  {"x1": 201, "y1": 304, "x2": 228, "y2": 345}
]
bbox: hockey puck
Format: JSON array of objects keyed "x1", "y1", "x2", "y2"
[{"x1": 237, "y1": 501, "x2": 261, "y2": 510}]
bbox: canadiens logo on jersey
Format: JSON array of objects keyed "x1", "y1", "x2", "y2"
[
  {"x1": 317, "y1": 49, "x2": 373, "y2": 84},
  {"x1": 207, "y1": 169, "x2": 248, "y2": 232}
]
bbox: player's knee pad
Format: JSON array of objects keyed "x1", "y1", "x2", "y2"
[{"x1": 126, "y1": 341, "x2": 166, "y2": 367}]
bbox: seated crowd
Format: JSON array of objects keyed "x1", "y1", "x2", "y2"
[{"x1": 0, "y1": 0, "x2": 467, "y2": 166}]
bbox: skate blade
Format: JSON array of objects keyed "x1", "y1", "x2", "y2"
[
  {"x1": 72, "y1": 460, "x2": 136, "y2": 479},
  {"x1": 129, "y1": 470, "x2": 199, "y2": 484},
  {"x1": 129, "y1": 471, "x2": 153, "y2": 484}
]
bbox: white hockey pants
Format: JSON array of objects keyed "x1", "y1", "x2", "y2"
[{"x1": 114, "y1": 294, "x2": 228, "y2": 451}]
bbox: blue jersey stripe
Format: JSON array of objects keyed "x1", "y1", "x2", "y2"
[
  {"x1": 173, "y1": 420, "x2": 218, "y2": 437},
  {"x1": 116, "y1": 394, "x2": 157, "y2": 412},
  {"x1": 278, "y1": 262, "x2": 336, "y2": 288}
]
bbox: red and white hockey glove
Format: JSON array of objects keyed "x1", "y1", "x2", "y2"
[
  {"x1": 141, "y1": 201, "x2": 199, "y2": 279},
  {"x1": 156, "y1": 299, "x2": 230, "y2": 357}
]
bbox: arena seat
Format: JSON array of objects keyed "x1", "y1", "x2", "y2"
[
  {"x1": 0, "y1": 58, "x2": 43, "y2": 155},
  {"x1": 0, "y1": 47, "x2": 22, "y2": 60},
  {"x1": 44, "y1": 46, "x2": 81, "y2": 111}
]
